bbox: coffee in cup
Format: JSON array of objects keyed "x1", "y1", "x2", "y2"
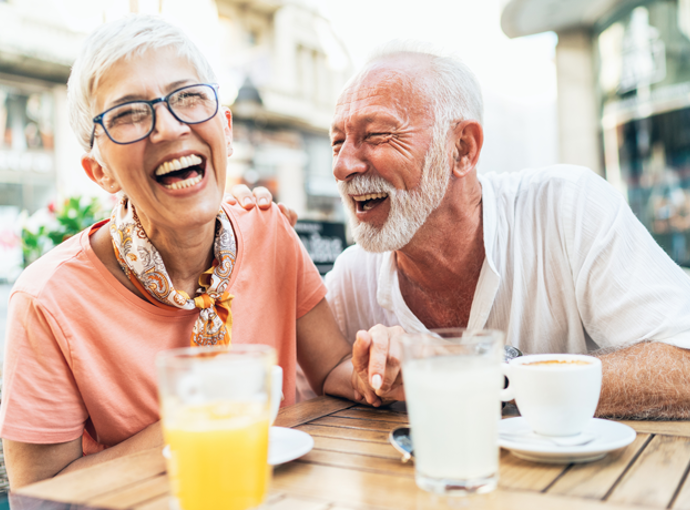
[{"x1": 500, "y1": 354, "x2": 602, "y2": 437}]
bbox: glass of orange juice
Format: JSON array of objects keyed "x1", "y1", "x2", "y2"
[{"x1": 157, "y1": 345, "x2": 276, "y2": 510}]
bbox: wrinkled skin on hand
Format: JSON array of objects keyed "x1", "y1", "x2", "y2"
[{"x1": 223, "y1": 184, "x2": 298, "y2": 227}]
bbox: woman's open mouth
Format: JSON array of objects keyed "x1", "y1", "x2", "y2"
[
  {"x1": 154, "y1": 154, "x2": 205, "y2": 190},
  {"x1": 352, "y1": 192, "x2": 389, "y2": 212}
]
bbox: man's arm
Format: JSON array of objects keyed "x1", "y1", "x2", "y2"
[
  {"x1": 4, "y1": 421, "x2": 163, "y2": 490},
  {"x1": 595, "y1": 341, "x2": 690, "y2": 419}
]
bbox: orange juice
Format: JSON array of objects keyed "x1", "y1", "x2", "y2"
[{"x1": 163, "y1": 402, "x2": 270, "y2": 510}]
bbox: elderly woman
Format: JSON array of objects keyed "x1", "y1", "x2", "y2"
[{"x1": 0, "y1": 15, "x2": 385, "y2": 489}]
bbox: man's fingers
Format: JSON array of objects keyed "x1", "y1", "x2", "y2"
[
  {"x1": 367, "y1": 325, "x2": 404, "y2": 389},
  {"x1": 251, "y1": 186, "x2": 272, "y2": 209},
  {"x1": 352, "y1": 330, "x2": 372, "y2": 375},
  {"x1": 230, "y1": 184, "x2": 255, "y2": 209},
  {"x1": 277, "y1": 203, "x2": 299, "y2": 227}
]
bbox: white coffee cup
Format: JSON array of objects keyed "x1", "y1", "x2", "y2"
[
  {"x1": 270, "y1": 365, "x2": 283, "y2": 425},
  {"x1": 500, "y1": 354, "x2": 602, "y2": 437}
]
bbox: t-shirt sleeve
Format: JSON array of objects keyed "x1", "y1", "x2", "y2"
[
  {"x1": 0, "y1": 291, "x2": 87, "y2": 444},
  {"x1": 563, "y1": 170, "x2": 690, "y2": 349},
  {"x1": 279, "y1": 216, "x2": 327, "y2": 319}
]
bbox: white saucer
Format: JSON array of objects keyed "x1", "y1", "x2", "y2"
[
  {"x1": 161, "y1": 426, "x2": 313, "y2": 466},
  {"x1": 498, "y1": 417, "x2": 636, "y2": 464},
  {"x1": 268, "y1": 426, "x2": 314, "y2": 465}
]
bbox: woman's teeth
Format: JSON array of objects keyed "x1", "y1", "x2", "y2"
[
  {"x1": 163, "y1": 174, "x2": 203, "y2": 190},
  {"x1": 155, "y1": 154, "x2": 203, "y2": 176}
]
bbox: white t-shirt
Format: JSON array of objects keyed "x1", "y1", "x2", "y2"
[{"x1": 325, "y1": 165, "x2": 690, "y2": 354}]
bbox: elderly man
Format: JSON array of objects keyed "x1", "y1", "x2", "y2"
[{"x1": 235, "y1": 46, "x2": 690, "y2": 418}]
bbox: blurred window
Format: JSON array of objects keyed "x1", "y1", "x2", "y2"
[
  {"x1": 597, "y1": 0, "x2": 690, "y2": 266},
  {"x1": 0, "y1": 81, "x2": 56, "y2": 213}
]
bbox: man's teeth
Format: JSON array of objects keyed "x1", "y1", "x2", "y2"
[
  {"x1": 163, "y1": 174, "x2": 203, "y2": 190},
  {"x1": 155, "y1": 154, "x2": 203, "y2": 176},
  {"x1": 352, "y1": 192, "x2": 388, "y2": 202}
]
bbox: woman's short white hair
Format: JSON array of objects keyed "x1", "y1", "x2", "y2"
[
  {"x1": 359, "y1": 41, "x2": 484, "y2": 133},
  {"x1": 67, "y1": 15, "x2": 217, "y2": 152}
]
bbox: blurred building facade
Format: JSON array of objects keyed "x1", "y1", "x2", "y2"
[
  {"x1": 0, "y1": 0, "x2": 350, "y2": 219},
  {"x1": 502, "y1": 0, "x2": 690, "y2": 267}
]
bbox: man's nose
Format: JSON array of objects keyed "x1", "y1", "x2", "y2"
[
  {"x1": 148, "y1": 103, "x2": 190, "y2": 143},
  {"x1": 333, "y1": 140, "x2": 368, "y2": 182}
]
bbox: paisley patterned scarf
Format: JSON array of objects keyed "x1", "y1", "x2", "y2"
[{"x1": 109, "y1": 197, "x2": 236, "y2": 346}]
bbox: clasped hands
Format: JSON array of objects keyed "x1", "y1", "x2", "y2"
[{"x1": 351, "y1": 325, "x2": 406, "y2": 407}]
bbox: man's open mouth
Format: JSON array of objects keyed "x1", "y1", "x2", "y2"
[
  {"x1": 154, "y1": 154, "x2": 205, "y2": 190},
  {"x1": 352, "y1": 192, "x2": 389, "y2": 212}
]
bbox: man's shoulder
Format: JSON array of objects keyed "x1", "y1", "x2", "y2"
[
  {"x1": 326, "y1": 244, "x2": 385, "y2": 288},
  {"x1": 482, "y1": 164, "x2": 600, "y2": 194},
  {"x1": 332, "y1": 244, "x2": 384, "y2": 271},
  {"x1": 482, "y1": 165, "x2": 612, "y2": 210}
]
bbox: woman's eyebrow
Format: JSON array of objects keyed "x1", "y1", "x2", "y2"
[{"x1": 106, "y1": 79, "x2": 196, "y2": 108}]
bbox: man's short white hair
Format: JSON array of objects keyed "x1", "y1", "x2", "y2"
[
  {"x1": 67, "y1": 15, "x2": 217, "y2": 153},
  {"x1": 359, "y1": 40, "x2": 484, "y2": 131}
]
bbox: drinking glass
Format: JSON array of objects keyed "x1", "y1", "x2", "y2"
[
  {"x1": 399, "y1": 328, "x2": 505, "y2": 495},
  {"x1": 157, "y1": 345, "x2": 276, "y2": 510}
]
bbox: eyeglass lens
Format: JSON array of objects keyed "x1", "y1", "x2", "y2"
[{"x1": 101, "y1": 84, "x2": 218, "y2": 144}]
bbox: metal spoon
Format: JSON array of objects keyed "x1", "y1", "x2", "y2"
[{"x1": 389, "y1": 426, "x2": 414, "y2": 462}]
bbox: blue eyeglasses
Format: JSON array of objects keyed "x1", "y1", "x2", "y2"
[{"x1": 90, "y1": 83, "x2": 219, "y2": 147}]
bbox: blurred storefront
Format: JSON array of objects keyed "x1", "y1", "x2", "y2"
[{"x1": 502, "y1": 0, "x2": 690, "y2": 267}]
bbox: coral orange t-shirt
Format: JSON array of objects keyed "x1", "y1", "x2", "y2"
[{"x1": 0, "y1": 203, "x2": 325, "y2": 453}]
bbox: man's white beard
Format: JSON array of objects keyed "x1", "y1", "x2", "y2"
[{"x1": 338, "y1": 128, "x2": 451, "y2": 253}]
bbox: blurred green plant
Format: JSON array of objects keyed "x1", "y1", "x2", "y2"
[{"x1": 21, "y1": 196, "x2": 107, "y2": 267}]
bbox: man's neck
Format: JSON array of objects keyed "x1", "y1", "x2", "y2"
[{"x1": 395, "y1": 175, "x2": 485, "y2": 328}]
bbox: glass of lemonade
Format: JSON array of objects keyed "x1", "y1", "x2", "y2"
[
  {"x1": 157, "y1": 345, "x2": 275, "y2": 510},
  {"x1": 399, "y1": 329, "x2": 505, "y2": 495}
]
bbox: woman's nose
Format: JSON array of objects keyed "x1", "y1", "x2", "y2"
[
  {"x1": 148, "y1": 103, "x2": 191, "y2": 142},
  {"x1": 333, "y1": 140, "x2": 368, "y2": 182}
]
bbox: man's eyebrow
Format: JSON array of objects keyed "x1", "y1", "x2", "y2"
[{"x1": 106, "y1": 79, "x2": 196, "y2": 109}]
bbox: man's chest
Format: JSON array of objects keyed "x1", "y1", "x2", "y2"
[{"x1": 398, "y1": 281, "x2": 476, "y2": 329}]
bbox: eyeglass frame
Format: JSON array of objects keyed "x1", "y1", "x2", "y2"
[{"x1": 89, "y1": 83, "x2": 220, "y2": 148}]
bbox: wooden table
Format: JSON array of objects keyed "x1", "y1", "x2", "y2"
[{"x1": 15, "y1": 396, "x2": 690, "y2": 510}]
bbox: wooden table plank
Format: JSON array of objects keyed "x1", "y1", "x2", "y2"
[
  {"x1": 274, "y1": 396, "x2": 356, "y2": 428},
  {"x1": 312, "y1": 436, "x2": 400, "y2": 459},
  {"x1": 498, "y1": 449, "x2": 568, "y2": 492},
  {"x1": 332, "y1": 408, "x2": 409, "y2": 424},
  {"x1": 297, "y1": 449, "x2": 415, "y2": 477},
  {"x1": 547, "y1": 433, "x2": 651, "y2": 500},
  {"x1": 312, "y1": 416, "x2": 406, "y2": 432},
  {"x1": 619, "y1": 421, "x2": 690, "y2": 438},
  {"x1": 265, "y1": 495, "x2": 332, "y2": 510},
  {"x1": 607, "y1": 435, "x2": 690, "y2": 508},
  {"x1": 272, "y1": 461, "x2": 649, "y2": 510},
  {"x1": 87, "y1": 474, "x2": 170, "y2": 509},
  {"x1": 296, "y1": 423, "x2": 390, "y2": 443},
  {"x1": 15, "y1": 447, "x2": 166, "y2": 504}
]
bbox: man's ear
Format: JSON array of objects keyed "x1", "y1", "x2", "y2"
[
  {"x1": 81, "y1": 153, "x2": 121, "y2": 193},
  {"x1": 450, "y1": 120, "x2": 483, "y2": 178},
  {"x1": 222, "y1": 107, "x2": 234, "y2": 157}
]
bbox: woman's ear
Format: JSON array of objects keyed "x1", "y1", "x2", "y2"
[
  {"x1": 450, "y1": 120, "x2": 484, "y2": 178},
  {"x1": 222, "y1": 107, "x2": 234, "y2": 157},
  {"x1": 81, "y1": 153, "x2": 121, "y2": 193}
]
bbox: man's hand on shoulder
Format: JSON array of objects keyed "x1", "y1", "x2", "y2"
[
  {"x1": 351, "y1": 325, "x2": 406, "y2": 406},
  {"x1": 224, "y1": 184, "x2": 298, "y2": 227}
]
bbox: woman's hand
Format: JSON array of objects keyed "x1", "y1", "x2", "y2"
[{"x1": 224, "y1": 184, "x2": 298, "y2": 227}]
